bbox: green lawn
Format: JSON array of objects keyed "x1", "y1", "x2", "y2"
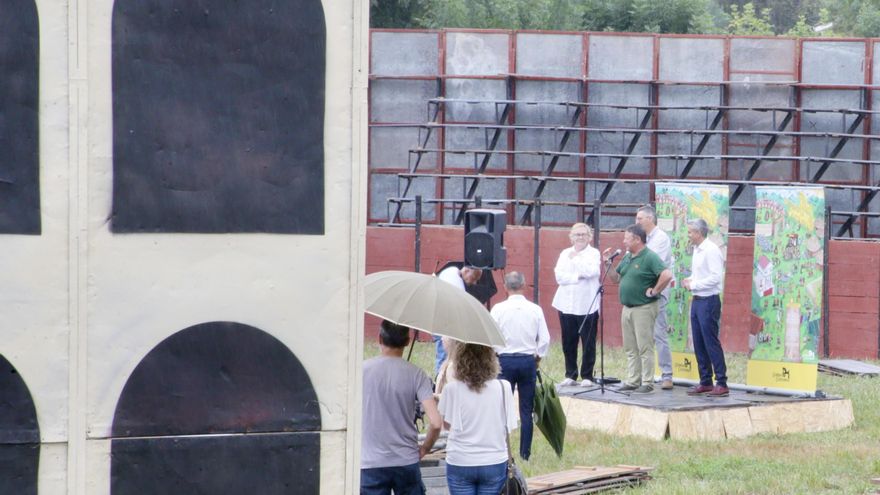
[{"x1": 364, "y1": 339, "x2": 880, "y2": 494}]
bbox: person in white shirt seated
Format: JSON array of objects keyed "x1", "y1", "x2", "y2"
[
  {"x1": 552, "y1": 223, "x2": 601, "y2": 387},
  {"x1": 438, "y1": 343, "x2": 518, "y2": 495},
  {"x1": 491, "y1": 271, "x2": 550, "y2": 460}
]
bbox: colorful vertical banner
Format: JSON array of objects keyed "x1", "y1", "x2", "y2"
[
  {"x1": 747, "y1": 186, "x2": 824, "y2": 393},
  {"x1": 655, "y1": 183, "x2": 729, "y2": 381}
]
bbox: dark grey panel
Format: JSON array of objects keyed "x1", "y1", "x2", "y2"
[
  {"x1": 112, "y1": 432, "x2": 319, "y2": 495},
  {"x1": 0, "y1": 444, "x2": 38, "y2": 495},
  {"x1": 111, "y1": 0, "x2": 326, "y2": 234},
  {"x1": 0, "y1": 0, "x2": 39, "y2": 234},
  {"x1": 0, "y1": 353, "x2": 39, "y2": 495},
  {"x1": 112, "y1": 322, "x2": 320, "y2": 438}
]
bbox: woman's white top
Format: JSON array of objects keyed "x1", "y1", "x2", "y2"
[{"x1": 438, "y1": 379, "x2": 518, "y2": 466}]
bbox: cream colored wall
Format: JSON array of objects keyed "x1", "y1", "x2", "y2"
[{"x1": 0, "y1": 0, "x2": 365, "y2": 493}]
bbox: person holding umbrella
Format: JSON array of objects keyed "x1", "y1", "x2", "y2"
[
  {"x1": 361, "y1": 320, "x2": 442, "y2": 495},
  {"x1": 491, "y1": 271, "x2": 549, "y2": 461}
]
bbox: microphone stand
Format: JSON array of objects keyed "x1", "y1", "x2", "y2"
[{"x1": 574, "y1": 251, "x2": 624, "y2": 397}]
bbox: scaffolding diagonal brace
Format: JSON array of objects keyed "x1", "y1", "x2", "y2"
[
  {"x1": 730, "y1": 111, "x2": 795, "y2": 205},
  {"x1": 586, "y1": 106, "x2": 655, "y2": 225},
  {"x1": 392, "y1": 98, "x2": 443, "y2": 223},
  {"x1": 809, "y1": 113, "x2": 865, "y2": 183},
  {"x1": 519, "y1": 106, "x2": 585, "y2": 224}
]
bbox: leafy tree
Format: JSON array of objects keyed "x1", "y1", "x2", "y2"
[
  {"x1": 727, "y1": 2, "x2": 774, "y2": 35},
  {"x1": 418, "y1": 0, "x2": 584, "y2": 30},
  {"x1": 579, "y1": 0, "x2": 722, "y2": 34},
  {"x1": 370, "y1": 0, "x2": 431, "y2": 28},
  {"x1": 853, "y1": 2, "x2": 880, "y2": 37},
  {"x1": 785, "y1": 14, "x2": 815, "y2": 36}
]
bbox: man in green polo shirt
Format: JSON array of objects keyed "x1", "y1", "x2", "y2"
[{"x1": 603, "y1": 224, "x2": 673, "y2": 394}]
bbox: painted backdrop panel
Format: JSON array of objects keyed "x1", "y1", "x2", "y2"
[
  {"x1": 747, "y1": 186, "x2": 824, "y2": 393},
  {"x1": 655, "y1": 183, "x2": 729, "y2": 380}
]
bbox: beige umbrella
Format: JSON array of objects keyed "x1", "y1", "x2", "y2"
[{"x1": 364, "y1": 270, "x2": 505, "y2": 347}]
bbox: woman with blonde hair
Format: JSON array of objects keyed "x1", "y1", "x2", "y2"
[{"x1": 438, "y1": 343, "x2": 518, "y2": 494}]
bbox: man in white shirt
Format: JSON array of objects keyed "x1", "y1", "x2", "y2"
[
  {"x1": 491, "y1": 271, "x2": 550, "y2": 461},
  {"x1": 682, "y1": 218, "x2": 729, "y2": 397},
  {"x1": 551, "y1": 223, "x2": 601, "y2": 387},
  {"x1": 636, "y1": 205, "x2": 674, "y2": 390},
  {"x1": 435, "y1": 264, "x2": 482, "y2": 374}
]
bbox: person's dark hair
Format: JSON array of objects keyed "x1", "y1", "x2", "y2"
[
  {"x1": 453, "y1": 343, "x2": 499, "y2": 392},
  {"x1": 687, "y1": 218, "x2": 710, "y2": 238},
  {"x1": 379, "y1": 320, "x2": 410, "y2": 348},
  {"x1": 625, "y1": 223, "x2": 647, "y2": 244}
]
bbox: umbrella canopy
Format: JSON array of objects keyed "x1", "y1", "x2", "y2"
[
  {"x1": 364, "y1": 270, "x2": 505, "y2": 347},
  {"x1": 533, "y1": 369, "x2": 566, "y2": 457}
]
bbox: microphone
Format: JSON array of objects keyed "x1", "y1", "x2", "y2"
[{"x1": 608, "y1": 249, "x2": 622, "y2": 260}]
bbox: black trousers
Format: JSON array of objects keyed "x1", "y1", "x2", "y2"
[{"x1": 558, "y1": 311, "x2": 598, "y2": 380}]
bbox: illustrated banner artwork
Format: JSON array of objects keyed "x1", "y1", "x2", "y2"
[
  {"x1": 746, "y1": 186, "x2": 824, "y2": 393},
  {"x1": 655, "y1": 183, "x2": 729, "y2": 381}
]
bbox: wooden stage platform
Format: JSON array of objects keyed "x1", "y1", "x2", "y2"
[{"x1": 557, "y1": 383, "x2": 853, "y2": 441}]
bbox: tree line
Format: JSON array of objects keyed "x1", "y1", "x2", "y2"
[{"x1": 371, "y1": 0, "x2": 880, "y2": 38}]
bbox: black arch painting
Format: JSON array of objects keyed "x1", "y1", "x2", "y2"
[
  {"x1": 111, "y1": 0, "x2": 326, "y2": 234},
  {"x1": 111, "y1": 322, "x2": 320, "y2": 494},
  {"x1": 0, "y1": 0, "x2": 40, "y2": 234},
  {"x1": 0, "y1": 354, "x2": 40, "y2": 495}
]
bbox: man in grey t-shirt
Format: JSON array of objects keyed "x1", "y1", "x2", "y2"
[{"x1": 361, "y1": 321, "x2": 442, "y2": 494}]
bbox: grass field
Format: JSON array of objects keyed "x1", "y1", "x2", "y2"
[{"x1": 364, "y1": 339, "x2": 880, "y2": 494}]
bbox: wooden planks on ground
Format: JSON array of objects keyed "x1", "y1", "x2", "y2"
[
  {"x1": 526, "y1": 465, "x2": 653, "y2": 494},
  {"x1": 819, "y1": 359, "x2": 880, "y2": 377}
]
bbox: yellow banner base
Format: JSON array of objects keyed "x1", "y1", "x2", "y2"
[
  {"x1": 747, "y1": 360, "x2": 818, "y2": 393},
  {"x1": 660, "y1": 351, "x2": 701, "y2": 381}
]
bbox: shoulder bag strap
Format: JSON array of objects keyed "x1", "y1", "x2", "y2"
[{"x1": 499, "y1": 379, "x2": 514, "y2": 465}]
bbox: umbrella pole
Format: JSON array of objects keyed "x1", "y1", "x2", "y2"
[{"x1": 406, "y1": 330, "x2": 419, "y2": 362}]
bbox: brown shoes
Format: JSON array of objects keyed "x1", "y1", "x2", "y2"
[
  {"x1": 660, "y1": 379, "x2": 674, "y2": 390},
  {"x1": 687, "y1": 384, "x2": 714, "y2": 395},
  {"x1": 707, "y1": 385, "x2": 730, "y2": 397}
]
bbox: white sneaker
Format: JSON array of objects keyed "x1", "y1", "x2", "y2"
[
  {"x1": 559, "y1": 378, "x2": 576, "y2": 387},
  {"x1": 580, "y1": 379, "x2": 594, "y2": 387}
]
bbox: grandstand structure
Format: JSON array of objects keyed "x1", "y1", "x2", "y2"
[{"x1": 369, "y1": 30, "x2": 880, "y2": 238}]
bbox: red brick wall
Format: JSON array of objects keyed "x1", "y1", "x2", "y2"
[{"x1": 366, "y1": 225, "x2": 880, "y2": 359}]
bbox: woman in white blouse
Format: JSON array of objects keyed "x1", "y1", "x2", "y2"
[
  {"x1": 552, "y1": 222, "x2": 602, "y2": 387},
  {"x1": 438, "y1": 343, "x2": 518, "y2": 494}
]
